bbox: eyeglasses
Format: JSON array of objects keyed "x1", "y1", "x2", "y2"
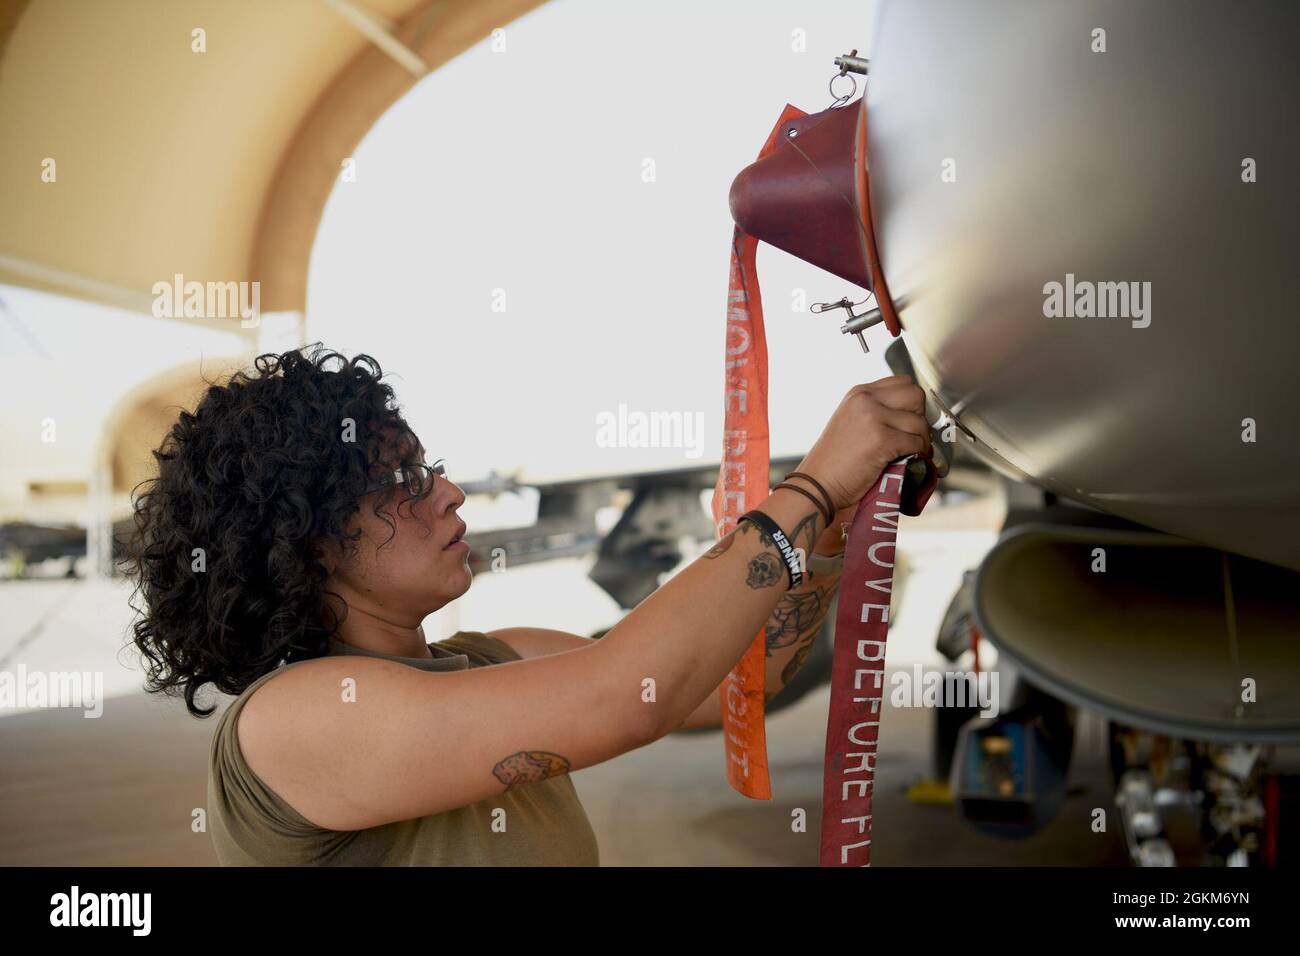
[{"x1": 362, "y1": 458, "x2": 446, "y2": 496}]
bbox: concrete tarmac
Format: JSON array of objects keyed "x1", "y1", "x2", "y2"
[{"x1": 0, "y1": 672, "x2": 1128, "y2": 866}]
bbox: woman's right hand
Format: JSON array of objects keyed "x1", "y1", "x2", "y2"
[{"x1": 796, "y1": 375, "x2": 933, "y2": 511}]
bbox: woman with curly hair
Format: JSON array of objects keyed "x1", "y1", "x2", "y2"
[{"x1": 126, "y1": 346, "x2": 930, "y2": 865}]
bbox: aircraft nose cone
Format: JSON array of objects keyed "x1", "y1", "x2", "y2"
[{"x1": 729, "y1": 103, "x2": 873, "y2": 291}]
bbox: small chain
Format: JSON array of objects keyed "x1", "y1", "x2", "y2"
[{"x1": 811, "y1": 294, "x2": 874, "y2": 316}]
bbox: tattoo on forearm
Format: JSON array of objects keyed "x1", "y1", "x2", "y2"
[
  {"x1": 746, "y1": 552, "x2": 783, "y2": 589},
  {"x1": 765, "y1": 581, "x2": 834, "y2": 654},
  {"x1": 768, "y1": 577, "x2": 839, "y2": 691},
  {"x1": 781, "y1": 637, "x2": 817, "y2": 688},
  {"x1": 492, "y1": 751, "x2": 571, "y2": 790},
  {"x1": 718, "y1": 511, "x2": 824, "y2": 590},
  {"x1": 787, "y1": 510, "x2": 823, "y2": 561},
  {"x1": 703, "y1": 528, "x2": 737, "y2": 559},
  {"x1": 728, "y1": 520, "x2": 784, "y2": 589}
]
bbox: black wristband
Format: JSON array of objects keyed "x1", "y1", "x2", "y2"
[{"x1": 739, "y1": 510, "x2": 803, "y2": 590}]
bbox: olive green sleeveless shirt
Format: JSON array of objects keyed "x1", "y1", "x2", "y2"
[{"x1": 208, "y1": 631, "x2": 599, "y2": 866}]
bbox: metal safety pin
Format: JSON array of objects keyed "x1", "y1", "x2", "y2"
[
  {"x1": 828, "y1": 50, "x2": 869, "y2": 108},
  {"x1": 811, "y1": 296, "x2": 887, "y2": 352}
]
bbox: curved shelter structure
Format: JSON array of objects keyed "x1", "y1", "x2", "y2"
[
  {"x1": 0, "y1": 0, "x2": 546, "y2": 572},
  {"x1": 0, "y1": 0, "x2": 545, "y2": 331}
]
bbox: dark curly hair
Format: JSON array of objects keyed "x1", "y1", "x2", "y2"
[{"x1": 124, "y1": 346, "x2": 432, "y2": 717}]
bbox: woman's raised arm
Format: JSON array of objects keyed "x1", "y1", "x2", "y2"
[{"x1": 237, "y1": 377, "x2": 931, "y2": 831}]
